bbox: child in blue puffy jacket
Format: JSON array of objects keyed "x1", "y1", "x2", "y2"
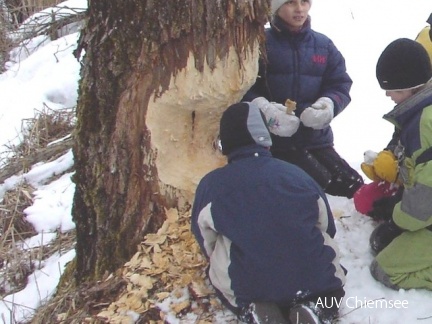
[{"x1": 243, "y1": 0, "x2": 363, "y2": 198}]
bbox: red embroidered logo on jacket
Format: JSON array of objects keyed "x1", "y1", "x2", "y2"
[{"x1": 312, "y1": 55, "x2": 327, "y2": 64}]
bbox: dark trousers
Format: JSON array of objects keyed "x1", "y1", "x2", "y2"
[
  {"x1": 271, "y1": 146, "x2": 364, "y2": 198},
  {"x1": 280, "y1": 287, "x2": 346, "y2": 322},
  {"x1": 232, "y1": 287, "x2": 345, "y2": 323}
]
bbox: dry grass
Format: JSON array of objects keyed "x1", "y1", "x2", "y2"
[
  {"x1": 1, "y1": 104, "x2": 75, "y2": 168},
  {"x1": 0, "y1": 2, "x2": 81, "y2": 322},
  {"x1": 0, "y1": 104, "x2": 76, "y2": 321},
  {"x1": 5, "y1": 0, "x2": 63, "y2": 24},
  {"x1": 0, "y1": 184, "x2": 36, "y2": 297},
  {"x1": 31, "y1": 274, "x2": 130, "y2": 324},
  {"x1": 0, "y1": 179, "x2": 76, "y2": 300},
  {"x1": 22, "y1": 0, "x2": 63, "y2": 14},
  {"x1": 1, "y1": 0, "x2": 81, "y2": 72},
  {"x1": 0, "y1": 12, "x2": 13, "y2": 71},
  {"x1": 18, "y1": 104, "x2": 75, "y2": 154}
]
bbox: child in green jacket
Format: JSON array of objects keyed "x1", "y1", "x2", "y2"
[{"x1": 368, "y1": 38, "x2": 432, "y2": 290}]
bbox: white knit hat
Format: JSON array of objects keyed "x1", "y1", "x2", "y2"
[{"x1": 271, "y1": 0, "x2": 312, "y2": 15}]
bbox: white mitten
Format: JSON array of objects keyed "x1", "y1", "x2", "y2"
[
  {"x1": 361, "y1": 150, "x2": 380, "y2": 181},
  {"x1": 300, "y1": 97, "x2": 334, "y2": 130},
  {"x1": 252, "y1": 97, "x2": 300, "y2": 137}
]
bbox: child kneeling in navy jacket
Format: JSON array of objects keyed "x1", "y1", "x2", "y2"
[{"x1": 191, "y1": 101, "x2": 346, "y2": 324}]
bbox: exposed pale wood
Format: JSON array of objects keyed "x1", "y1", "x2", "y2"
[{"x1": 72, "y1": 0, "x2": 270, "y2": 283}]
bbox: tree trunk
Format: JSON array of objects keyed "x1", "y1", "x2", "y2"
[{"x1": 72, "y1": 0, "x2": 270, "y2": 283}]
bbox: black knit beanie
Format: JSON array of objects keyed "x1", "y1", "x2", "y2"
[
  {"x1": 220, "y1": 102, "x2": 272, "y2": 155},
  {"x1": 376, "y1": 38, "x2": 432, "y2": 90}
]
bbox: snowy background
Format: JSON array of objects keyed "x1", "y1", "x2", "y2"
[{"x1": 0, "y1": 0, "x2": 432, "y2": 323}]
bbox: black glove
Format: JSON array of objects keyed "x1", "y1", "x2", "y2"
[
  {"x1": 367, "y1": 188, "x2": 403, "y2": 221},
  {"x1": 370, "y1": 219, "x2": 403, "y2": 255}
]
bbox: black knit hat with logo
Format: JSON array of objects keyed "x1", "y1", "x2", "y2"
[
  {"x1": 220, "y1": 102, "x2": 272, "y2": 155},
  {"x1": 376, "y1": 38, "x2": 432, "y2": 90}
]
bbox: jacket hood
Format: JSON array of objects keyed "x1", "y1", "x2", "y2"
[{"x1": 384, "y1": 82, "x2": 432, "y2": 128}]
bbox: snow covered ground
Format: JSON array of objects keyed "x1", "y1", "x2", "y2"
[{"x1": 0, "y1": 0, "x2": 432, "y2": 323}]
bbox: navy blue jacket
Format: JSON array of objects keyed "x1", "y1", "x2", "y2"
[
  {"x1": 243, "y1": 16, "x2": 352, "y2": 150},
  {"x1": 191, "y1": 145, "x2": 346, "y2": 309}
]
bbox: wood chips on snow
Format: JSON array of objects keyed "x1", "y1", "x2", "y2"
[{"x1": 96, "y1": 208, "x2": 236, "y2": 323}]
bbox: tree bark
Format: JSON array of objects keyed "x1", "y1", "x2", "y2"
[{"x1": 72, "y1": 0, "x2": 269, "y2": 283}]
